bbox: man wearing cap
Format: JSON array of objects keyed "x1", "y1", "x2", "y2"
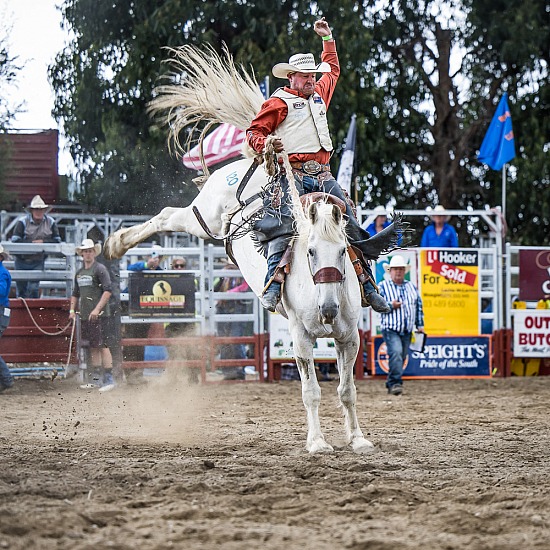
[
  {"x1": 420, "y1": 205, "x2": 459, "y2": 248},
  {"x1": 378, "y1": 255, "x2": 424, "y2": 395},
  {"x1": 10, "y1": 195, "x2": 62, "y2": 298},
  {"x1": 246, "y1": 17, "x2": 390, "y2": 314},
  {"x1": 70, "y1": 239, "x2": 115, "y2": 392},
  {"x1": 0, "y1": 245, "x2": 15, "y2": 392}
]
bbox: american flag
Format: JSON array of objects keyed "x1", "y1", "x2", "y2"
[
  {"x1": 182, "y1": 123, "x2": 246, "y2": 170},
  {"x1": 182, "y1": 77, "x2": 269, "y2": 171}
]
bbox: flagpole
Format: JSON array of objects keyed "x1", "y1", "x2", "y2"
[{"x1": 501, "y1": 164, "x2": 506, "y2": 223}]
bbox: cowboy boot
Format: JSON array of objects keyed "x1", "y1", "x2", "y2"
[{"x1": 260, "y1": 248, "x2": 284, "y2": 312}]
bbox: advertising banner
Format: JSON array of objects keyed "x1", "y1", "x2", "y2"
[
  {"x1": 518, "y1": 249, "x2": 550, "y2": 301},
  {"x1": 128, "y1": 272, "x2": 196, "y2": 318},
  {"x1": 371, "y1": 335, "x2": 491, "y2": 378},
  {"x1": 420, "y1": 249, "x2": 479, "y2": 335},
  {"x1": 513, "y1": 310, "x2": 550, "y2": 357},
  {"x1": 269, "y1": 313, "x2": 337, "y2": 360}
]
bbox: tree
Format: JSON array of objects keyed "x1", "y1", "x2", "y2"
[
  {"x1": 51, "y1": 0, "x2": 548, "y2": 244},
  {"x1": 0, "y1": 25, "x2": 22, "y2": 208}
]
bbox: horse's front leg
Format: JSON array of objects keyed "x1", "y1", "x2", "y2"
[
  {"x1": 104, "y1": 206, "x2": 211, "y2": 259},
  {"x1": 291, "y1": 325, "x2": 333, "y2": 454},
  {"x1": 335, "y1": 332, "x2": 375, "y2": 454}
]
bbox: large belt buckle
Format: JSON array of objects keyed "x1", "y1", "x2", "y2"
[{"x1": 303, "y1": 160, "x2": 322, "y2": 175}]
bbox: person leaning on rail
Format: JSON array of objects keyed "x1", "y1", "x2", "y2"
[{"x1": 10, "y1": 195, "x2": 62, "y2": 299}]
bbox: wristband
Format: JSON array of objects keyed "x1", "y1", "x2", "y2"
[
  {"x1": 322, "y1": 35, "x2": 333, "y2": 41},
  {"x1": 69, "y1": 309, "x2": 75, "y2": 313}
]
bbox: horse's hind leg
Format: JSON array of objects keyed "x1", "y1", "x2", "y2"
[
  {"x1": 104, "y1": 205, "x2": 210, "y2": 259},
  {"x1": 335, "y1": 337, "x2": 375, "y2": 454}
]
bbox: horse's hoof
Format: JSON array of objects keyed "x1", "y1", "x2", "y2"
[
  {"x1": 307, "y1": 439, "x2": 334, "y2": 454},
  {"x1": 103, "y1": 233, "x2": 125, "y2": 260},
  {"x1": 351, "y1": 438, "x2": 376, "y2": 454}
]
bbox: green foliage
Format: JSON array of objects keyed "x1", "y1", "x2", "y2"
[
  {"x1": 0, "y1": 26, "x2": 21, "y2": 207},
  {"x1": 50, "y1": 0, "x2": 548, "y2": 243}
]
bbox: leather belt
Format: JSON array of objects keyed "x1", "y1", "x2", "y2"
[{"x1": 290, "y1": 160, "x2": 330, "y2": 175}]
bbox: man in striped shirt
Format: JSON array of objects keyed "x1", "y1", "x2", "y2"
[{"x1": 378, "y1": 255, "x2": 424, "y2": 395}]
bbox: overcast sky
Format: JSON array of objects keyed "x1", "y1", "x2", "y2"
[{"x1": 1, "y1": 0, "x2": 73, "y2": 172}]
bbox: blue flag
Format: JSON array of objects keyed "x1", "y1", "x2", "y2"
[
  {"x1": 337, "y1": 114, "x2": 357, "y2": 194},
  {"x1": 478, "y1": 93, "x2": 516, "y2": 171}
]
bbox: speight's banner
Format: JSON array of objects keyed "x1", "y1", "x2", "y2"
[
  {"x1": 420, "y1": 249, "x2": 479, "y2": 335},
  {"x1": 513, "y1": 310, "x2": 550, "y2": 357},
  {"x1": 372, "y1": 336, "x2": 491, "y2": 378},
  {"x1": 518, "y1": 249, "x2": 550, "y2": 301},
  {"x1": 128, "y1": 272, "x2": 196, "y2": 318}
]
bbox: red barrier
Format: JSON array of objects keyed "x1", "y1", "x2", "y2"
[
  {"x1": 2, "y1": 299, "x2": 76, "y2": 363},
  {"x1": 120, "y1": 333, "x2": 268, "y2": 383},
  {"x1": 493, "y1": 328, "x2": 512, "y2": 377}
]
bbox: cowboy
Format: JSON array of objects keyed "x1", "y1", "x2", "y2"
[
  {"x1": 246, "y1": 17, "x2": 391, "y2": 314},
  {"x1": 10, "y1": 195, "x2": 62, "y2": 298},
  {"x1": 378, "y1": 255, "x2": 424, "y2": 396},
  {"x1": 420, "y1": 205, "x2": 459, "y2": 248},
  {"x1": 70, "y1": 239, "x2": 115, "y2": 392}
]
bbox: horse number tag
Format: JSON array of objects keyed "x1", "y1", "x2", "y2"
[{"x1": 226, "y1": 172, "x2": 239, "y2": 186}]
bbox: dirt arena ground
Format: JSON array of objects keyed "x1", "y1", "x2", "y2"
[{"x1": 1, "y1": 374, "x2": 549, "y2": 549}]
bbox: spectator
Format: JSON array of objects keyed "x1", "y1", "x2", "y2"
[
  {"x1": 10, "y1": 195, "x2": 61, "y2": 298},
  {"x1": 127, "y1": 244, "x2": 164, "y2": 271},
  {"x1": 0, "y1": 245, "x2": 15, "y2": 392},
  {"x1": 69, "y1": 239, "x2": 115, "y2": 392},
  {"x1": 378, "y1": 255, "x2": 424, "y2": 396},
  {"x1": 420, "y1": 205, "x2": 459, "y2": 248},
  {"x1": 171, "y1": 257, "x2": 187, "y2": 270},
  {"x1": 364, "y1": 206, "x2": 390, "y2": 235}
]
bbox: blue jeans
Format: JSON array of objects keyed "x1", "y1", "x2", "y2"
[
  {"x1": 14, "y1": 257, "x2": 44, "y2": 298},
  {"x1": 0, "y1": 312, "x2": 14, "y2": 389},
  {"x1": 381, "y1": 329, "x2": 412, "y2": 388}
]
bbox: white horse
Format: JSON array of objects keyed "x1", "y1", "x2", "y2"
[{"x1": 103, "y1": 44, "x2": 377, "y2": 453}]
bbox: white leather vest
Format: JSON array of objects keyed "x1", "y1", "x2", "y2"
[{"x1": 272, "y1": 89, "x2": 333, "y2": 153}]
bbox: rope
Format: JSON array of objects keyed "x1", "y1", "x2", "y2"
[
  {"x1": 20, "y1": 297, "x2": 72, "y2": 336},
  {"x1": 64, "y1": 319, "x2": 76, "y2": 372}
]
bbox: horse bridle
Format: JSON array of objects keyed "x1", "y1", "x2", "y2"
[{"x1": 303, "y1": 194, "x2": 348, "y2": 285}]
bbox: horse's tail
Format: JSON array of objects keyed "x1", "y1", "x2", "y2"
[
  {"x1": 147, "y1": 44, "x2": 264, "y2": 156},
  {"x1": 357, "y1": 213, "x2": 411, "y2": 260}
]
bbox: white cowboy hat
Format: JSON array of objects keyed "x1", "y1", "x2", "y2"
[
  {"x1": 383, "y1": 255, "x2": 411, "y2": 273},
  {"x1": 27, "y1": 195, "x2": 49, "y2": 210},
  {"x1": 363, "y1": 205, "x2": 389, "y2": 229},
  {"x1": 272, "y1": 53, "x2": 331, "y2": 79},
  {"x1": 0, "y1": 244, "x2": 10, "y2": 260},
  {"x1": 428, "y1": 205, "x2": 451, "y2": 222},
  {"x1": 75, "y1": 238, "x2": 102, "y2": 256}
]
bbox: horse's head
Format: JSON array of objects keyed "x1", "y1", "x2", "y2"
[{"x1": 303, "y1": 199, "x2": 348, "y2": 325}]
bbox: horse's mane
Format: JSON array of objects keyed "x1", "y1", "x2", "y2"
[
  {"x1": 295, "y1": 201, "x2": 348, "y2": 245},
  {"x1": 147, "y1": 44, "x2": 264, "y2": 157}
]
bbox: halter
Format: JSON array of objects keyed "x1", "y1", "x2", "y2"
[{"x1": 302, "y1": 194, "x2": 347, "y2": 285}]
